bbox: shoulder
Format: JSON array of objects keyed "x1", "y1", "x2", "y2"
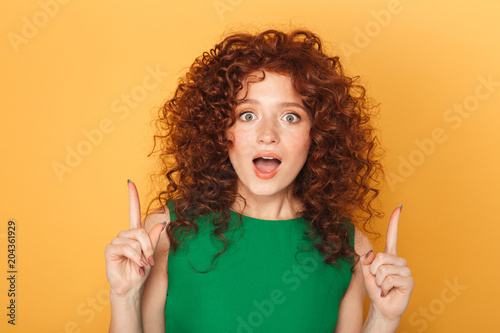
[
  {"x1": 354, "y1": 226, "x2": 373, "y2": 257},
  {"x1": 143, "y1": 204, "x2": 171, "y2": 233},
  {"x1": 340, "y1": 217, "x2": 372, "y2": 254},
  {"x1": 142, "y1": 205, "x2": 172, "y2": 263}
]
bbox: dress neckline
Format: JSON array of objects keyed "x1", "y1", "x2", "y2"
[{"x1": 228, "y1": 209, "x2": 303, "y2": 222}]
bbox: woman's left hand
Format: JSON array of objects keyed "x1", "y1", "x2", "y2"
[{"x1": 360, "y1": 206, "x2": 414, "y2": 324}]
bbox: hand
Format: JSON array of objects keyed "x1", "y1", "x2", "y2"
[
  {"x1": 360, "y1": 206, "x2": 414, "y2": 324},
  {"x1": 104, "y1": 180, "x2": 166, "y2": 298}
]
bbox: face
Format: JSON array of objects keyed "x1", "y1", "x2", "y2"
[{"x1": 227, "y1": 71, "x2": 312, "y2": 198}]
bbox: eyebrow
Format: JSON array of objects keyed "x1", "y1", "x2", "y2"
[{"x1": 236, "y1": 98, "x2": 307, "y2": 112}]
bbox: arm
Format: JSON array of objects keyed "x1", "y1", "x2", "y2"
[
  {"x1": 105, "y1": 181, "x2": 169, "y2": 333},
  {"x1": 334, "y1": 227, "x2": 372, "y2": 333},
  {"x1": 360, "y1": 206, "x2": 414, "y2": 332},
  {"x1": 109, "y1": 291, "x2": 144, "y2": 333},
  {"x1": 141, "y1": 207, "x2": 171, "y2": 332},
  {"x1": 108, "y1": 209, "x2": 170, "y2": 333},
  {"x1": 335, "y1": 206, "x2": 414, "y2": 333}
]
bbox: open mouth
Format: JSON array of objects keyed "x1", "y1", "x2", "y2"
[{"x1": 253, "y1": 157, "x2": 282, "y2": 174}]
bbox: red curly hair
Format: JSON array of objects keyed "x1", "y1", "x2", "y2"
[{"x1": 146, "y1": 29, "x2": 384, "y2": 272}]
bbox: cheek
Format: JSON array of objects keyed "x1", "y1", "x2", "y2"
[
  {"x1": 226, "y1": 129, "x2": 246, "y2": 154},
  {"x1": 227, "y1": 129, "x2": 249, "y2": 165},
  {"x1": 289, "y1": 129, "x2": 312, "y2": 153},
  {"x1": 230, "y1": 128, "x2": 254, "y2": 150},
  {"x1": 225, "y1": 128, "x2": 235, "y2": 142},
  {"x1": 302, "y1": 127, "x2": 312, "y2": 151}
]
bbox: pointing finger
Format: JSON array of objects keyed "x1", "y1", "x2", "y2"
[
  {"x1": 128, "y1": 180, "x2": 141, "y2": 230},
  {"x1": 384, "y1": 205, "x2": 402, "y2": 255}
]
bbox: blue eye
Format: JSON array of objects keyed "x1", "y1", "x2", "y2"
[
  {"x1": 282, "y1": 113, "x2": 300, "y2": 123},
  {"x1": 240, "y1": 112, "x2": 257, "y2": 121}
]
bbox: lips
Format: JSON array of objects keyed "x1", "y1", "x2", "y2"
[{"x1": 252, "y1": 152, "x2": 282, "y2": 179}]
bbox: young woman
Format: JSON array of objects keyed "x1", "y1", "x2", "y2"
[{"x1": 105, "y1": 29, "x2": 414, "y2": 332}]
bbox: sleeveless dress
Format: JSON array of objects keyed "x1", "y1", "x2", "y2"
[{"x1": 164, "y1": 200, "x2": 354, "y2": 333}]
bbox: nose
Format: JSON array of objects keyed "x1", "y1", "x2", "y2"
[{"x1": 257, "y1": 119, "x2": 279, "y2": 144}]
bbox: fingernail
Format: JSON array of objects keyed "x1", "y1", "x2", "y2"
[
  {"x1": 148, "y1": 256, "x2": 155, "y2": 266},
  {"x1": 365, "y1": 250, "x2": 374, "y2": 259},
  {"x1": 127, "y1": 179, "x2": 131, "y2": 183},
  {"x1": 161, "y1": 221, "x2": 166, "y2": 231},
  {"x1": 399, "y1": 204, "x2": 403, "y2": 212},
  {"x1": 381, "y1": 291, "x2": 385, "y2": 297},
  {"x1": 140, "y1": 259, "x2": 148, "y2": 267},
  {"x1": 139, "y1": 267, "x2": 145, "y2": 276}
]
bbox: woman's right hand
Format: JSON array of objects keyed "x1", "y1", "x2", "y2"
[{"x1": 105, "y1": 180, "x2": 166, "y2": 298}]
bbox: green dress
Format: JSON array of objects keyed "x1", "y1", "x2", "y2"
[{"x1": 164, "y1": 200, "x2": 354, "y2": 332}]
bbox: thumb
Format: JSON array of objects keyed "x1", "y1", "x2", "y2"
[
  {"x1": 360, "y1": 249, "x2": 375, "y2": 280},
  {"x1": 148, "y1": 221, "x2": 166, "y2": 254}
]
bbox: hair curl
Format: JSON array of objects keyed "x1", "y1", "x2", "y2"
[{"x1": 145, "y1": 29, "x2": 384, "y2": 273}]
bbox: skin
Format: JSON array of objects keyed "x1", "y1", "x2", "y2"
[
  {"x1": 226, "y1": 71, "x2": 312, "y2": 220},
  {"x1": 335, "y1": 206, "x2": 414, "y2": 332},
  {"x1": 105, "y1": 181, "x2": 168, "y2": 333},
  {"x1": 105, "y1": 71, "x2": 414, "y2": 333}
]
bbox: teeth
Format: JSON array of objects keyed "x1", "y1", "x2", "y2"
[{"x1": 262, "y1": 157, "x2": 274, "y2": 160}]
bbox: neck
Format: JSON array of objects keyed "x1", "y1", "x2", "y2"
[{"x1": 230, "y1": 182, "x2": 304, "y2": 220}]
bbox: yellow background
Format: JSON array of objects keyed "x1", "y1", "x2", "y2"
[{"x1": 1, "y1": 0, "x2": 499, "y2": 332}]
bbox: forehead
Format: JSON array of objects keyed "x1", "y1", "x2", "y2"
[
  {"x1": 233, "y1": 71, "x2": 312, "y2": 121},
  {"x1": 236, "y1": 71, "x2": 301, "y2": 100}
]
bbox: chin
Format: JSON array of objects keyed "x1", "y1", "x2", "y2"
[
  {"x1": 235, "y1": 171, "x2": 295, "y2": 198},
  {"x1": 246, "y1": 182, "x2": 292, "y2": 198}
]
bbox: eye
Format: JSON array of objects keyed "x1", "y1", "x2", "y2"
[
  {"x1": 239, "y1": 111, "x2": 257, "y2": 121},
  {"x1": 282, "y1": 113, "x2": 300, "y2": 123}
]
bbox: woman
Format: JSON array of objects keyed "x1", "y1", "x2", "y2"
[{"x1": 105, "y1": 29, "x2": 414, "y2": 332}]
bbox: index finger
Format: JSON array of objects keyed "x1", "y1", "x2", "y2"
[
  {"x1": 128, "y1": 180, "x2": 141, "y2": 229},
  {"x1": 384, "y1": 205, "x2": 402, "y2": 255}
]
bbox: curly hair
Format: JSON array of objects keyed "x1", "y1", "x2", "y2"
[{"x1": 145, "y1": 29, "x2": 384, "y2": 273}]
